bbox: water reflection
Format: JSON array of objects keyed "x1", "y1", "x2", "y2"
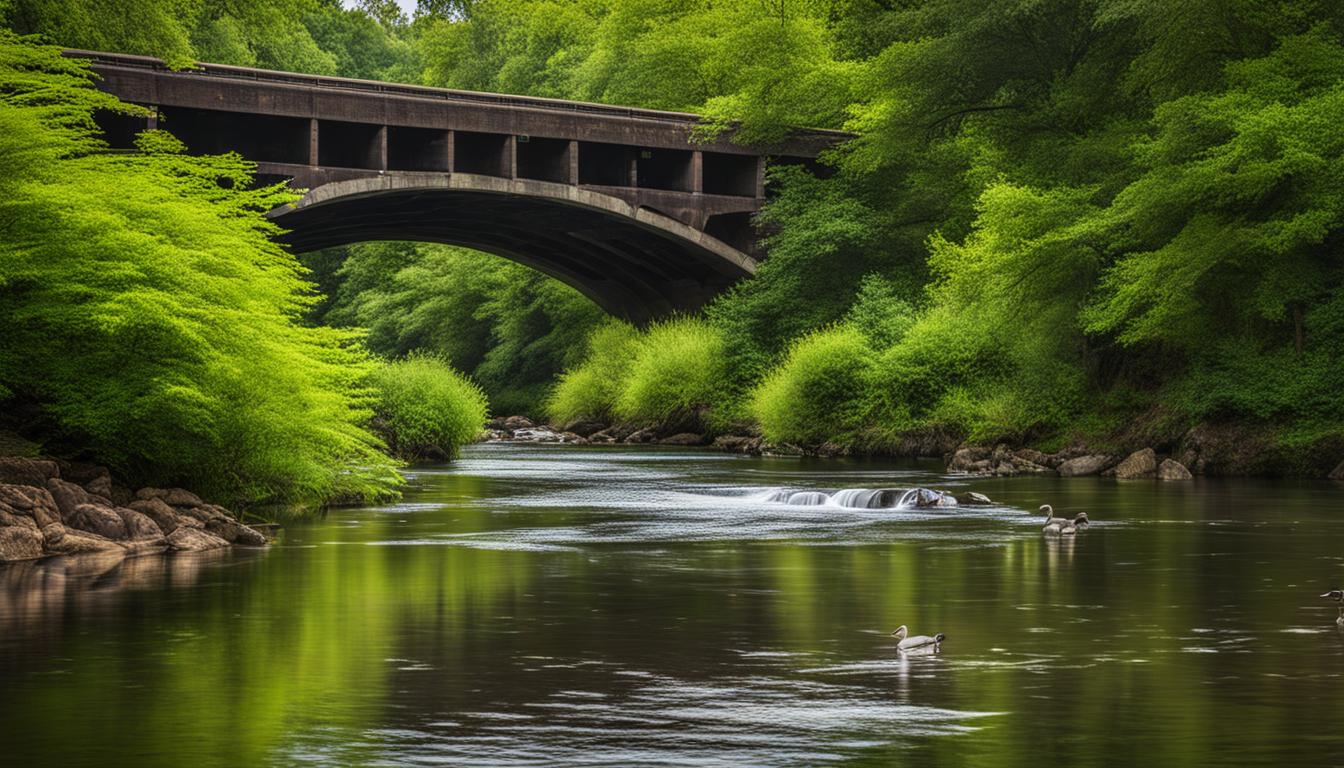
[{"x1": 1, "y1": 444, "x2": 1343, "y2": 766}]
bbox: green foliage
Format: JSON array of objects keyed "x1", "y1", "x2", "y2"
[
  {"x1": 0, "y1": 34, "x2": 400, "y2": 504},
  {"x1": 307, "y1": 241, "x2": 604, "y2": 417},
  {"x1": 545, "y1": 320, "x2": 639, "y2": 424},
  {"x1": 367, "y1": 354, "x2": 488, "y2": 460},
  {"x1": 750, "y1": 325, "x2": 873, "y2": 445},
  {"x1": 614, "y1": 317, "x2": 729, "y2": 432}
]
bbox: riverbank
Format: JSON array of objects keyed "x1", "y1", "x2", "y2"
[
  {"x1": 0, "y1": 456, "x2": 269, "y2": 564},
  {"x1": 485, "y1": 416, "x2": 1344, "y2": 481}
]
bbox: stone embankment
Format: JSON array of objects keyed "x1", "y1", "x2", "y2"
[
  {"x1": 0, "y1": 457, "x2": 268, "y2": 564},
  {"x1": 945, "y1": 445, "x2": 1195, "y2": 480}
]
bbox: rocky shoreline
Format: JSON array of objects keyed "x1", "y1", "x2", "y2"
[
  {"x1": 484, "y1": 416, "x2": 1344, "y2": 481},
  {"x1": 0, "y1": 456, "x2": 269, "y2": 564}
]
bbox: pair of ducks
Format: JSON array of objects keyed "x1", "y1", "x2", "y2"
[
  {"x1": 1040, "y1": 504, "x2": 1090, "y2": 535},
  {"x1": 1323, "y1": 589, "x2": 1344, "y2": 627}
]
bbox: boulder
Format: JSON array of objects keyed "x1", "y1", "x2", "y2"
[
  {"x1": 556, "y1": 431, "x2": 587, "y2": 444},
  {"x1": 116, "y1": 507, "x2": 168, "y2": 539},
  {"x1": 41, "y1": 523, "x2": 123, "y2": 555},
  {"x1": 0, "y1": 484, "x2": 61, "y2": 528},
  {"x1": 1057, "y1": 454, "x2": 1113, "y2": 477},
  {"x1": 587, "y1": 430, "x2": 617, "y2": 444},
  {"x1": 166, "y1": 526, "x2": 230, "y2": 552},
  {"x1": 0, "y1": 457, "x2": 59, "y2": 487},
  {"x1": 624, "y1": 428, "x2": 656, "y2": 444},
  {"x1": 560, "y1": 420, "x2": 606, "y2": 437},
  {"x1": 1110, "y1": 448, "x2": 1158, "y2": 480},
  {"x1": 46, "y1": 477, "x2": 111, "y2": 522},
  {"x1": 712, "y1": 435, "x2": 762, "y2": 454},
  {"x1": 954, "y1": 491, "x2": 994, "y2": 506},
  {"x1": 501, "y1": 415, "x2": 535, "y2": 431},
  {"x1": 204, "y1": 518, "x2": 267, "y2": 547},
  {"x1": 136, "y1": 487, "x2": 205, "y2": 507},
  {"x1": 512, "y1": 427, "x2": 560, "y2": 442},
  {"x1": 1157, "y1": 458, "x2": 1193, "y2": 481},
  {"x1": 62, "y1": 462, "x2": 114, "y2": 498},
  {"x1": 177, "y1": 504, "x2": 231, "y2": 524},
  {"x1": 69, "y1": 503, "x2": 128, "y2": 540},
  {"x1": 0, "y1": 523, "x2": 45, "y2": 562},
  {"x1": 947, "y1": 446, "x2": 992, "y2": 473},
  {"x1": 659, "y1": 433, "x2": 706, "y2": 446},
  {"x1": 127, "y1": 498, "x2": 202, "y2": 533}
]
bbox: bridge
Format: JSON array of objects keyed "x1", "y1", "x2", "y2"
[{"x1": 70, "y1": 51, "x2": 845, "y2": 321}]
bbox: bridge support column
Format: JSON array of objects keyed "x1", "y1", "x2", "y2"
[
  {"x1": 691, "y1": 151, "x2": 703, "y2": 194},
  {"x1": 567, "y1": 140, "x2": 578, "y2": 185},
  {"x1": 376, "y1": 125, "x2": 388, "y2": 171},
  {"x1": 755, "y1": 157, "x2": 766, "y2": 199},
  {"x1": 308, "y1": 118, "x2": 318, "y2": 166},
  {"x1": 505, "y1": 135, "x2": 517, "y2": 179}
]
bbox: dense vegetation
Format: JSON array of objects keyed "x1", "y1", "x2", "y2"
[
  {"x1": 4, "y1": 0, "x2": 1343, "y2": 477},
  {"x1": 367, "y1": 353, "x2": 488, "y2": 460}
]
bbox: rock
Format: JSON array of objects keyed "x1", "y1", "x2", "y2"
[
  {"x1": 166, "y1": 526, "x2": 230, "y2": 552},
  {"x1": 46, "y1": 478, "x2": 111, "y2": 522},
  {"x1": 953, "y1": 491, "x2": 994, "y2": 506},
  {"x1": 481, "y1": 429, "x2": 510, "y2": 441},
  {"x1": 586, "y1": 430, "x2": 617, "y2": 444},
  {"x1": 136, "y1": 487, "x2": 205, "y2": 507},
  {"x1": 1330, "y1": 460, "x2": 1344, "y2": 481},
  {"x1": 1110, "y1": 448, "x2": 1158, "y2": 480},
  {"x1": 41, "y1": 523, "x2": 123, "y2": 555},
  {"x1": 108, "y1": 484, "x2": 135, "y2": 506},
  {"x1": 62, "y1": 462, "x2": 114, "y2": 498},
  {"x1": 0, "y1": 484, "x2": 61, "y2": 528},
  {"x1": 624, "y1": 428, "x2": 657, "y2": 444},
  {"x1": 0, "y1": 522, "x2": 44, "y2": 562},
  {"x1": 0, "y1": 457, "x2": 60, "y2": 487},
  {"x1": 910, "y1": 488, "x2": 957, "y2": 507},
  {"x1": 512, "y1": 427, "x2": 560, "y2": 442},
  {"x1": 560, "y1": 420, "x2": 606, "y2": 437},
  {"x1": 116, "y1": 507, "x2": 167, "y2": 540},
  {"x1": 69, "y1": 503, "x2": 128, "y2": 540},
  {"x1": 556, "y1": 431, "x2": 587, "y2": 444},
  {"x1": 947, "y1": 446, "x2": 992, "y2": 473},
  {"x1": 1157, "y1": 458, "x2": 1193, "y2": 481},
  {"x1": 605, "y1": 424, "x2": 640, "y2": 441},
  {"x1": 659, "y1": 433, "x2": 706, "y2": 446},
  {"x1": 204, "y1": 518, "x2": 267, "y2": 546},
  {"x1": 712, "y1": 435, "x2": 762, "y2": 454},
  {"x1": 501, "y1": 415, "x2": 535, "y2": 431},
  {"x1": 127, "y1": 498, "x2": 202, "y2": 533},
  {"x1": 1057, "y1": 454, "x2": 1114, "y2": 477},
  {"x1": 177, "y1": 504, "x2": 231, "y2": 524}
]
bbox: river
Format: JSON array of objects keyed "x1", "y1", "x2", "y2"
[{"x1": 2, "y1": 443, "x2": 1342, "y2": 766}]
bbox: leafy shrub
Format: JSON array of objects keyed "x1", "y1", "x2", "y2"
[
  {"x1": 750, "y1": 325, "x2": 874, "y2": 445},
  {"x1": 368, "y1": 354, "x2": 488, "y2": 460},
  {"x1": 545, "y1": 320, "x2": 640, "y2": 424},
  {"x1": 614, "y1": 317, "x2": 729, "y2": 432},
  {"x1": 0, "y1": 36, "x2": 401, "y2": 506}
]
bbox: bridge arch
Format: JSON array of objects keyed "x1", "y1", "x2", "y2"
[{"x1": 272, "y1": 173, "x2": 760, "y2": 323}]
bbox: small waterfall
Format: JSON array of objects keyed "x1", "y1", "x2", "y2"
[
  {"x1": 786, "y1": 491, "x2": 831, "y2": 506},
  {"x1": 755, "y1": 486, "x2": 962, "y2": 510}
]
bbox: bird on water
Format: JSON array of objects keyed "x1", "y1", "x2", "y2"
[
  {"x1": 1040, "y1": 504, "x2": 1090, "y2": 535},
  {"x1": 891, "y1": 625, "x2": 945, "y2": 652}
]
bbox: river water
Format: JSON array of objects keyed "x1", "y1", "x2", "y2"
[{"x1": 2, "y1": 443, "x2": 1343, "y2": 766}]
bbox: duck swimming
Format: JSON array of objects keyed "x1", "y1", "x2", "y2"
[
  {"x1": 1322, "y1": 589, "x2": 1344, "y2": 626},
  {"x1": 890, "y1": 625, "x2": 945, "y2": 652},
  {"x1": 1040, "y1": 504, "x2": 1089, "y2": 535}
]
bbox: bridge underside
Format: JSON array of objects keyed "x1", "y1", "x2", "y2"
[{"x1": 273, "y1": 175, "x2": 759, "y2": 322}]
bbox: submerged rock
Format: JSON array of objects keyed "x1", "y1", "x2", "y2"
[
  {"x1": 954, "y1": 491, "x2": 994, "y2": 506},
  {"x1": 1110, "y1": 448, "x2": 1158, "y2": 479},
  {"x1": 1157, "y1": 458, "x2": 1193, "y2": 481}
]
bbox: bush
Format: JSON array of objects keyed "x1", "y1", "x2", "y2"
[
  {"x1": 614, "y1": 317, "x2": 729, "y2": 432},
  {"x1": 0, "y1": 36, "x2": 400, "y2": 506},
  {"x1": 545, "y1": 320, "x2": 640, "y2": 424},
  {"x1": 368, "y1": 354, "x2": 488, "y2": 460},
  {"x1": 750, "y1": 325, "x2": 874, "y2": 445}
]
